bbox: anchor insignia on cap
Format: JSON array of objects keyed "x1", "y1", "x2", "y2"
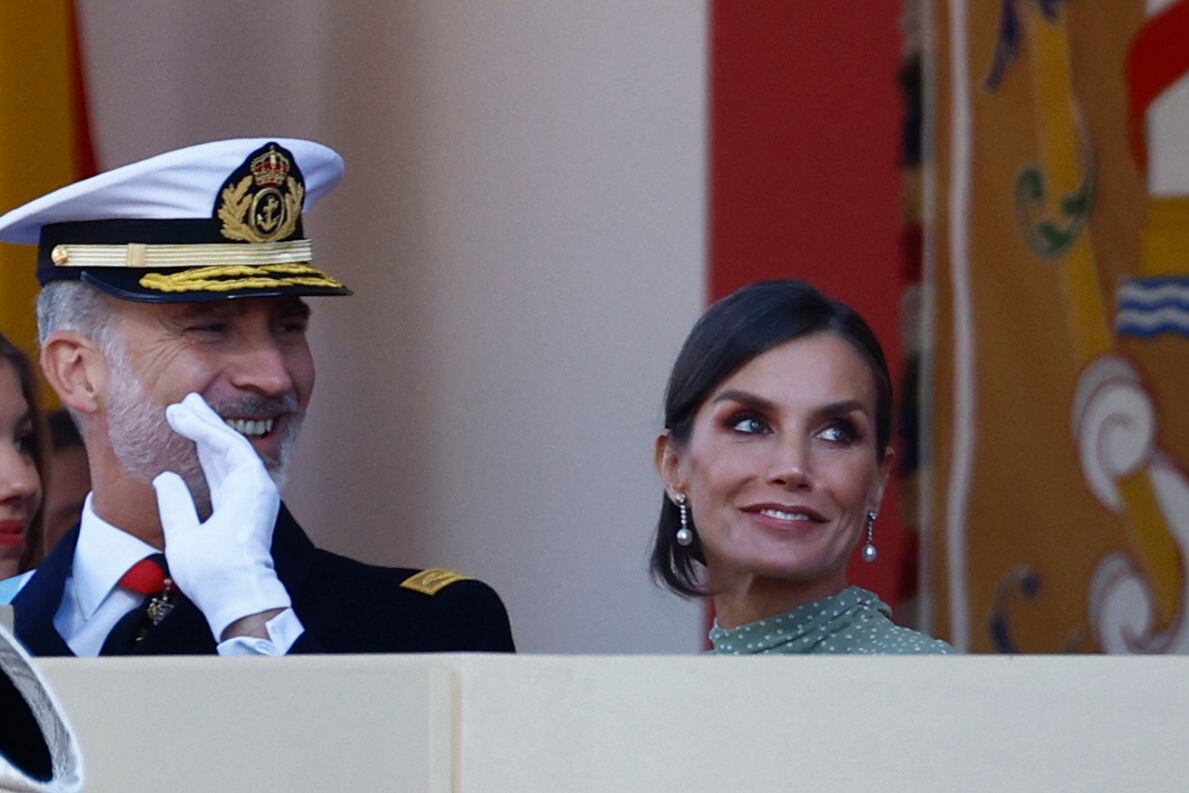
[{"x1": 216, "y1": 144, "x2": 305, "y2": 244}]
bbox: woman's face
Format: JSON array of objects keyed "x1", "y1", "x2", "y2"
[
  {"x1": 0, "y1": 359, "x2": 41, "y2": 568},
  {"x1": 660, "y1": 332, "x2": 891, "y2": 594}
]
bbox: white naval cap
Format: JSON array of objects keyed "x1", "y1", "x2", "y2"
[{"x1": 0, "y1": 137, "x2": 350, "y2": 302}]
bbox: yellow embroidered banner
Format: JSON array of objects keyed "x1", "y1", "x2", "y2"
[
  {"x1": 0, "y1": 1, "x2": 94, "y2": 360},
  {"x1": 926, "y1": 0, "x2": 1189, "y2": 652}
]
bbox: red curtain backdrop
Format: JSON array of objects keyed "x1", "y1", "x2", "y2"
[{"x1": 710, "y1": 1, "x2": 908, "y2": 603}]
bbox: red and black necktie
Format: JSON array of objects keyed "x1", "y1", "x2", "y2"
[{"x1": 100, "y1": 554, "x2": 176, "y2": 655}]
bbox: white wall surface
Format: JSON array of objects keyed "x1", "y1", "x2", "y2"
[{"x1": 76, "y1": 1, "x2": 706, "y2": 652}]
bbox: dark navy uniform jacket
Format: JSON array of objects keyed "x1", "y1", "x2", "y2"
[{"x1": 12, "y1": 503, "x2": 515, "y2": 656}]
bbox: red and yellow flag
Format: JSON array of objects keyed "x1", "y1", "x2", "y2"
[
  {"x1": 0, "y1": 1, "x2": 95, "y2": 360},
  {"x1": 927, "y1": 0, "x2": 1189, "y2": 653}
]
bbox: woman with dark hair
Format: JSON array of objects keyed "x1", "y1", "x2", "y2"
[
  {"x1": 0, "y1": 332, "x2": 47, "y2": 581},
  {"x1": 653, "y1": 280, "x2": 950, "y2": 654}
]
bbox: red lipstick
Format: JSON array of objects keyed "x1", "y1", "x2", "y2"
[{"x1": 0, "y1": 519, "x2": 25, "y2": 548}]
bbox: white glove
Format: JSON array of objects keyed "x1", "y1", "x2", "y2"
[{"x1": 151, "y1": 392, "x2": 291, "y2": 640}]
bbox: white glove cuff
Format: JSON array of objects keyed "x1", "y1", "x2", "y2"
[
  {"x1": 200, "y1": 572, "x2": 293, "y2": 641},
  {"x1": 217, "y1": 609, "x2": 305, "y2": 656}
]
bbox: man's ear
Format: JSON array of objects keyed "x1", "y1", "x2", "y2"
[
  {"x1": 41, "y1": 331, "x2": 107, "y2": 415},
  {"x1": 654, "y1": 431, "x2": 685, "y2": 500}
]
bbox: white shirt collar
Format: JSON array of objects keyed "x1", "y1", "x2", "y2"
[{"x1": 72, "y1": 493, "x2": 161, "y2": 620}]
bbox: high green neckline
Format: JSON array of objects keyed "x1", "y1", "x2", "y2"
[{"x1": 709, "y1": 586, "x2": 884, "y2": 654}]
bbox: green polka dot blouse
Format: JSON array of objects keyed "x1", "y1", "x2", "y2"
[{"x1": 709, "y1": 586, "x2": 953, "y2": 655}]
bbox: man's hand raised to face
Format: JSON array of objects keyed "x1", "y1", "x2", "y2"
[{"x1": 152, "y1": 393, "x2": 290, "y2": 641}]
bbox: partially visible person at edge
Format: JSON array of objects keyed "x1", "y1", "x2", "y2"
[
  {"x1": 0, "y1": 137, "x2": 514, "y2": 656},
  {"x1": 0, "y1": 333, "x2": 47, "y2": 589},
  {"x1": 42, "y1": 409, "x2": 90, "y2": 555},
  {"x1": 652, "y1": 280, "x2": 951, "y2": 654}
]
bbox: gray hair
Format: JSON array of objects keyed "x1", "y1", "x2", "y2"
[{"x1": 36, "y1": 281, "x2": 121, "y2": 354}]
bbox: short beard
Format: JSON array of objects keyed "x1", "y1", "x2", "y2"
[
  {"x1": 205, "y1": 393, "x2": 302, "y2": 492},
  {"x1": 104, "y1": 344, "x2": 302, "y2": 517}
]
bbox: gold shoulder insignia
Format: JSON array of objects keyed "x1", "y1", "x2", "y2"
[{"x1": 400, "y1": 568, "x2": 471, "y2": 596}]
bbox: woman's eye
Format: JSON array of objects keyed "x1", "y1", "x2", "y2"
[
  {"x1": 14, "y1": 432, "x2": 35, "y2": 455},
  {"x1": 729, "y1": 415, "x2": 770, "y2": 435},
  {"x1": 817, "y1": 420, "x2": 857, "y2": 444},
  {"x1": 188, "y1": 323, "x2": 227, "y2": 334}
]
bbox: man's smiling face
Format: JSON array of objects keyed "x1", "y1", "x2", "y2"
[{"x1": 101, "y1": 296, "x2": 314, "y2": 510}]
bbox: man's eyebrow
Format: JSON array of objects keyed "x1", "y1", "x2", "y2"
[
  {"x1": 176, "y1": 303, "x2": 231, "y2": 320},
  {"x1": 279, "y1": 299, "x2": 312, "y2": 319}
]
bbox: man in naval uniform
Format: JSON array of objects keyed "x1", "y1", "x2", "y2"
[{"x1": 0, "y1": 138, "x2": 515, "y2": 656}]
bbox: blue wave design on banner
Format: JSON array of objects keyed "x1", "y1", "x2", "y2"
[
  {"x1": 1116, "y1": 278, "x2": 1189, "y2": 337},
  {"x1": 1118, "y1": 297, "x2": 1189, "y2": 313},
  {"x1": 1122, "y1": 276, "x2": 1189, "y2": 289},
  {"x1": 1116, "y1": 322, "x2": 1189, "y2": 339}
]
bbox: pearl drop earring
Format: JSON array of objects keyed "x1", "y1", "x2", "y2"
[
  {"x1": 674, "y1": 493, "x2": 693, "y2": 546},
  {"x1": 862, "y1": 510, "x2": 878, "y2": 562}
]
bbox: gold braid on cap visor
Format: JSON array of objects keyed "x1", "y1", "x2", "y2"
[
  {"x1": 49, "y1": 239, "x2": 344, "y2": 293},
  {"x1": 139, "y1": 263, "x2": 343, "y2": 293}
]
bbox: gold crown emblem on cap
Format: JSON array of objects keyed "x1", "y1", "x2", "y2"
[
  {"x1": 218, "y1": 144, "x2": 304, "y2": 244},
  {"x1": 250, "y1": 146, "x2": 291, "y2": 188}
]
